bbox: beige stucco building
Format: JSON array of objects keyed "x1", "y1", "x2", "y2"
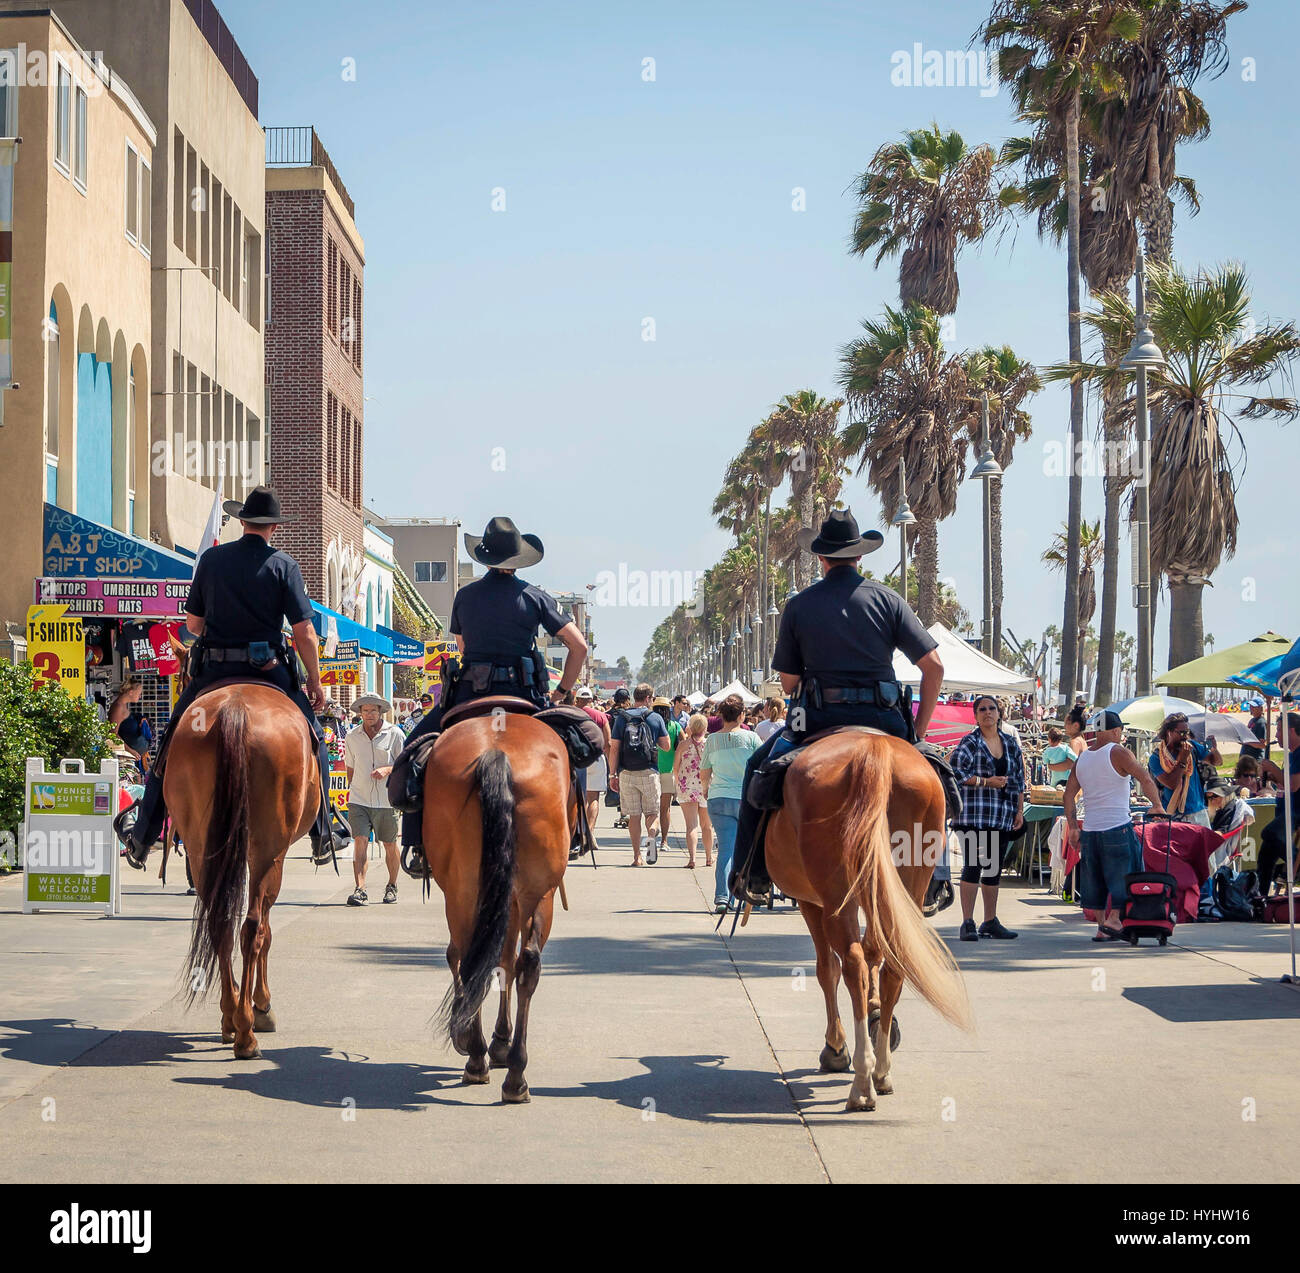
[
  {"x1": 0, "y1": 10, "x2": 155, "y2": 629},
  {"x1": 2, "y1": 0, "x2": 268, "y2": 556}
]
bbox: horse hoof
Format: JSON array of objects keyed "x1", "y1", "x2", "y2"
[
  {"x1": 845, "y1": 1092, "x2": 876, "y2": 1113},
  {"x1": 488, "y1": 1038, "x2": 511, "y2": 1068},
  {"x1": 501, "y1": 1081, "x2": 530, "y2": 1105},
  {"x1": 253, "y1": 1007, "x2": 277, "y2": 1033},
  {"x1": 818, "y1": 1044, "x2": 852, "y2": 1073},
  {"x1": 462, "y1": 1064, "x2": 491, "y2": 1085},
  {"x1": 221, "y1": 1030, "x2": 236, "y2": 1045},
  {"x1": 874, "y1": 1076, "x2": 894, "y2": 1096},
  {"x1": 234, "y1": 1044, "x2": 261, "y2": 1061},
  {"x1": 869, "y1": 1009, "x2": 902, "y2": 1053}
]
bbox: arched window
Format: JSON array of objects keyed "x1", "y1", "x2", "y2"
[
  {"x1": 127, "y1": 368, "x2": 136, "y2": 532},
  {"x1": 44, "y1": 301, "x2": 59, "y2": 503}
]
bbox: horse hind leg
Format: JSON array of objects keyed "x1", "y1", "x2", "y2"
[
  {"x1": 802, "y1": 901, "x2": 850, "y2": 1073},
  {"x1": 826, "y1": 910, "x2": 876, "y2": 1113},
  {"x1": 502, "y1": 891, "x2": 554, "y2": 1105},
  {"x1": 252, "y1": 859, "x2": 284, "y2": 1034},
  {"x1": 233, "y1": 877, "x2": 271, "y2": 1060},
  {"x1": 872, "y1": 962, "x2": 905, "y2": 1096},
  {"x1": 489, "y1": 902, "x2": 521, "y2": 1069}
]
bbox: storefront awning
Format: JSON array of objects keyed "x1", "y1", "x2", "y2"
[
  {"x1": 376, "y1": 624, "x2": 424, "y2": 662},
  {"x1": 310, "y1": 601, "x2": 392, "y2": 658}
]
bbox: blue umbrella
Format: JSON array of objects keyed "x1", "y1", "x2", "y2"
[{"x1": 1226, "y1": 638, "x2": 1300, "y2": 698}]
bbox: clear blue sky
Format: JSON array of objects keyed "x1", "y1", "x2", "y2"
[{"x1": 222, "y1": 0, "x2": 1298, "y2": 676}]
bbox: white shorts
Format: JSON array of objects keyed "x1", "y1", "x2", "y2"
[{"x1": 585, "y1": 754, "x2": 608, "y2": 793}]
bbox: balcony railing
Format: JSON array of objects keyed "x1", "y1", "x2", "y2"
[{"x1": 265, "y1": 125, "x2": 355, "y2": 220}]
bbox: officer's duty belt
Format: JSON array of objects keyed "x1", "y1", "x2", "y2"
[
  {"x1": 205, "y1": 646, "x2": 279, "y2": 664},
  {"x1": 820, "y1": 682, "x2": 900, "y2": 706}
]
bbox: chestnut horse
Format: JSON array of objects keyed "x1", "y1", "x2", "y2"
[
  {"x1": 764, "y1": 730, "x2": 971, "y2": 1111},
  {"x1": 166, "y1": 683, "x2": 317, "y2": 1060},
  {"x1": 424, "y1": 712, "x2": 573, "y2": 1103}
]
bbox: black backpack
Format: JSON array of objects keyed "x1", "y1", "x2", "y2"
[
  {"x1": 1212, "y1": 866, "x2": 1258, "y2": 923},
  {"x1": 619, "y1": 708, "x2": 658, "y2": 771}
]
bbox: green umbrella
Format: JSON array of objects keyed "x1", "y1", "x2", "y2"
[{"x1": 1155, "y1": 632, "x2": 1292, "y2": 690}]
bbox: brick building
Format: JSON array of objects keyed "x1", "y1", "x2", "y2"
[{"x1": 264, "y1": 126, "x2": 364, "y2": 611}]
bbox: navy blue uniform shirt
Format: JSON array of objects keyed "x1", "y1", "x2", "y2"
[
  {"x1": 772, "y1": 563, "x2": 936, "y2": 687},
  {"x1": 185, "y1": 534, "x2": 313, "y2": 645},
  {"x1": 450, "y1": 570, "x2": 570, "y2": 662}
]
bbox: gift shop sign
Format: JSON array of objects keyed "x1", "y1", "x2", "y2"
[{"x1": 35, "y1": 578, "x2": 190, "y2": 618}]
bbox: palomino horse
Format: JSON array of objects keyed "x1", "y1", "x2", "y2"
[
  {"x1": 424, "y1": 711, "x2": 573, "y2": 1103},
  {"x1": 166, "y1": 683, "x2": 318, "y2": 1059},
  {"x1": 764, "y1": 730, "x2": 972, "y2": 1111}
]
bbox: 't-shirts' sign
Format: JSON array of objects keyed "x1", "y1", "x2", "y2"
[
  {"x1": 25, "y1": 604, "x2": 84, "y2": 698},
  {"x1": 35, "y1": 578, "x2": 190, "y2": 618}
]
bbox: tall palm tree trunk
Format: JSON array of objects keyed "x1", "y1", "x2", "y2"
[
  {"x1": 1094, "y1": 365, "x2": 1126, "y2": 707},
  {"x1": 1058, "y1": 87, "x2": 1085, "y2": 709},
  {"x1": 1167, "y1": 578, "x2": 1205, "y2": 703},
  {"x1": 759, "y1": 489, "x2": 771, "y2": 672},
  {"x1": 796, "y1": 469, "x2": 815, "y2": 589},
  {"x1": 991, "y1": 479, "x2": 1004, "y2": 660},
  {"x1": 916, "y1": 519, "x2": 939, "y2": 626}
]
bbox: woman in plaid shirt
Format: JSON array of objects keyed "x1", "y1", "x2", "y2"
[{"x1": 948, "y1": 695, "x2": 1027, "y2": 942}]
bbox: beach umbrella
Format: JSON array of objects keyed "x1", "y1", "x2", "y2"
[
  {"x1": 1186, "y1": 712, "x2": 1256, "y2": 747},
  {"x1": 1156, "y1": 632, "x2": 1292, "y2": 690},
  {"x1": 1228, "y1": 639, "x2": 1300, "y2": 983},
  {"x1": 1109, "y1": 694, "x2": 1203, "y2": 732}
]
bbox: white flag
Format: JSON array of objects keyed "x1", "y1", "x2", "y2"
[{"x1": 195, "y1": 457, "x2": 226, "y2": 564}]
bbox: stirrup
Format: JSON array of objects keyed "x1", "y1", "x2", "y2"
[
  {"x1": 401, "y1": 845, "x2": 429, "y2": 880},
  {"x1": 731, "y1": 874, "x2": 772, "y2": 908}
]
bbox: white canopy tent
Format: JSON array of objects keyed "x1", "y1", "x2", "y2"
[
  {"x1": 710, "y1": 679, "x2": 762, "y2": 706},
  {"x1": 685, "y1": 690, "x2": 708, "y2": 707},
  {"x1": 893, "y1": 622, "x2": 1035, "y2": 694}
]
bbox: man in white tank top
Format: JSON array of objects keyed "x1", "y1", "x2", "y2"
[{"x1": 1063, "y1": 709, "x2": 1167, "y2": 941}]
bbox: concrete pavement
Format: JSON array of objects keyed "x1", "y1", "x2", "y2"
[{"x1": 2, "y1": 808, "x2": 1298, "y2": 1182}]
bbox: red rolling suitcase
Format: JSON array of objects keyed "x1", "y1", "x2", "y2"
[{"x1": 1120, "y1": 814, "x2": 1178, "y2": 947}]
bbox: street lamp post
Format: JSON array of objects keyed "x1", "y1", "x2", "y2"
[
  {"x1": 892, "y1": 457, "x2": 917, "y2": 604},
  {"x1": 970, "y1": 393, "x2": 1003, "y2": 657},
  {"x1": 1120, "y1": 247, "x2": 1165, "y2": 699}
]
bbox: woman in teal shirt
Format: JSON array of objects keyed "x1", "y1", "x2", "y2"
[{"x1": 701, "y1": 694, "x2": 761, "y2": 911}]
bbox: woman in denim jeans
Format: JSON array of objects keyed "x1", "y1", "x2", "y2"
[{"x1": 701, "y1": 695, "x2": 761, "y2": 912}]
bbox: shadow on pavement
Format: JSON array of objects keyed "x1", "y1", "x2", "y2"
[{"x1": 1121, "y1": 981, "x2": 1300, "y2": 1022}]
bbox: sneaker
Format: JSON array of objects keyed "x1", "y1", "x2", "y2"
[
  {"x1": 958, "y1": 919, "x2": 979, "y2": 942},
  {"x1": 647, "y1": 840, "x2": 659, "y2": 865},
  {"x1": 347, "y1": 888, "x2": 368, "y2": 906},
  {"x1": 978, "y1": 917, "x2": 1018, "y2": 939},
  {"x1": 383, "y1": 883, "x2": 397, "y2": 904}
]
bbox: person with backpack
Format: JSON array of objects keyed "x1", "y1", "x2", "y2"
[
  {"x1": 652, "y1": 696, "x2": 683, "y2": 852},
  {"x1": 609, "y1": 683, "x2": 671, "y2": 865}
]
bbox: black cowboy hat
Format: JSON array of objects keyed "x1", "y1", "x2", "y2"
[
  {"x1": 796, "y1": 508, "x2": 883, "y2": 558},
  {"x1": 222, "y1": 485, "x2": 289, "y2": 525},
  {"x1": 464, "y1": 516, "x2": 544, "y2": 569}
]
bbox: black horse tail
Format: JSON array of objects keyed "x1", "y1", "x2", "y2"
[
  {"x1": 441, "y1": 748, "x2": 517, "y2": 1044},
  {"x1": 183, "y1": 698, "x2": 251, "y2": 1005}
]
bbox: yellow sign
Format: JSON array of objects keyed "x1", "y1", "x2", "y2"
[
  {"x1": 424, "y1": 639, "x2": 457, "y2": 692},
  {"x1": 25, "y1": 604, "x2": 85, "y2": 698},
  {"x1": 328, "y1": 767, "x2": 349, "y2": 814},
  {"x1": 320, "y1": 660, "x2": 360, "y2": 687}
]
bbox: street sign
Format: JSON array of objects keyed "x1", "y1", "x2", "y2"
[
  {"x1": 22, "y1": 757, "x2": 121, "y2": 915},
  {"x1": 25, "y1": 603, "x2": 85, "y2": 698}
]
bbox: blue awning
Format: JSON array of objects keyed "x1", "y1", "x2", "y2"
[
  {"x1": 377, "y1": 624, "x2": 424, "y2": 662},
  {"x1": 310, "y1": 602, "x2": 393, "y2": 658}
]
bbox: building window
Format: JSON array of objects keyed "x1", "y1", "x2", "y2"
[
  {"x1": 264, "y1": 234, "x2": 271, "y2": 324},
  {"x1": 45, "y1": 303, "x2": 59, "y2": 499},
  {"x1": 139, "y1": 160, "x2": 151, "y2": 254},
  {"x1": 73, "y1": 85, "x2": 87, "y2": 188},
  {"x1": 414, "y1": 561, "x2": 448, "y2": 584},
  {"x1": 172, "y1": 129, "x2": 184, "y2": 251},
  {"x1": 327, "y1": 392, "x2": 338, "y2": 491},
  {"x1": 243, "y1": 229, "x2": 258, "y2": 326},
  {"x1": 340, "y1": 259, "x2": 352, "y2": 354},
  {"x1": 127, "y1": 371, "x2": 136, "y2": 533},
  {"x1": 54, "y1": 62, "x2": 70, "y2": 171},
  {"x1": 125, "y1": 144, "x2": 139, "y2": 242},
  {"x1": 352, "y1": 278, "x2": 362, "y2": 371},
  {"x1": 0, "y1": 48, "x2": 19, "y2": 136},
  {"x1": 327, "y1": 239, "x2": 338, "y2": 335},
  {"x1": 353, "y1": 423, "x2": 361, "y2": 505}
]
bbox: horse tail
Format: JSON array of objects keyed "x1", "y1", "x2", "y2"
[
  {"x1": 440, "y1": 748, "x2": 517, "y2": 1043},
  {"x1": 840, "y1": 742, "x2": 971, "y2": 1033},
  {"x1": 183, "y1": 698, "x2": 251, "y2": 1005}
]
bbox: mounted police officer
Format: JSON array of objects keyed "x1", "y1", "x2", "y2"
[
  {"x1": 115, "y1": 487, "x2": 347, "y2": 869},
  {"x1": 729, "y1": 508, "x2": 945, "y2": 905},
  {"x1": 396, "y1": 516, "x2": 588, "y2": 875}
]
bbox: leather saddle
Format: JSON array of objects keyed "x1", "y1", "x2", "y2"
[{"x1": 440, "y1": 694, "x2": 538, "y2": 730}]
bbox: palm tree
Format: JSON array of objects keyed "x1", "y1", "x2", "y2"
[
  {"x1": 965, "y1": 345, "x2": 1041, "y2": 659},
  {"x1": 763, "y1": 391, "x2": 846, "y2": 589},
  {"x1": 1113, "y1": 629, "x2": 1136, "y2": 699},
  {"x1": 1045, "y1": 261, "x2": 1300, "y2": 692},
  {"x1": 1203, "y1": 632, "x2": 1214, "y2": 654},
  {"x1": 839, "y1": 303, "x2": 974, "y2": 625},
  {"x1": 848, "y1": 123, "x2": 1003, "y2": 315},
  {"x1": 1042, "y1": 519, "x2": 1104, "y2": 691},
  {"x1": 981, "y1": 1, "x2": 1142, "y2": 709}
]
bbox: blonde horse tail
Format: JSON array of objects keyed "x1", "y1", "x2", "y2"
[{"x1": 840, "y1": 741, "x2": 971, "y2": 1033}]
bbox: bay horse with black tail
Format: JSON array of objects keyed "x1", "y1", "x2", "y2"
[
  {"x1": 424, "y1": 710, "x2": 573, "y2": 1103},
  {"x1": 166, "y1": 683, "x2": 317, "y2": 1059},
  {"x1": 763, "y1": 730, "x2": 972, "y2": 1111}
]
